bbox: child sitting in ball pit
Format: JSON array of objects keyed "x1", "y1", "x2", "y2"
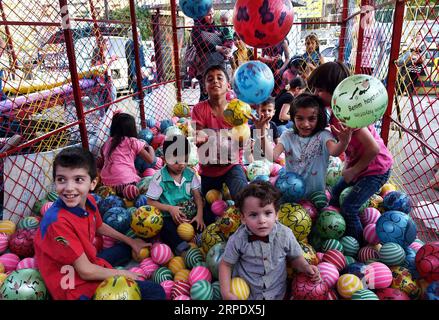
[
  {"x1": 219, "y1": 181, "x2": 320, "y2": 300},
  {"x1": 34, "y1": 146, "x2": 165, "y2": 300},
  {"x1": 100, "y1": 111, "x2": 156, "y2": 196},
  {"x1": 307, "y1": 61, "x2": 393, "y2": 244},
  {"x1": 252, "y1": 92, "x2": 352, "y2": 199},
  {"x1": 146, "y1": 135, "x2": 205, "y2": 255}
]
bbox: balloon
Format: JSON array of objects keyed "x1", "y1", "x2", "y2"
[
  {"x1": 331, "y1": 74, "x2": 388, "y2": 128},
  {"x1": 179, "y1": 0, "x2": 213, "y2": 19}
]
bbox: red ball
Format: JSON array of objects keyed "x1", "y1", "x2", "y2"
[
  {"x1": 171, "y1": 280, "x2": 191, "y2": 300},
  {"x1": 151, "y1": 134, "x2": 166, "y2": 149},
  {"x1": 375, "y1": 288, "x2": 410, "y2": 300},
  {"x1": 233, "y1": 0, "x2": 294, "y2": 48},
  {"x1": 415, "y1": 241, "x2": 439, "y2": 283},
  {"x1": 8, "y1": 229, "x2": 36, "y2": 258},
  {"x1": 123, "y1": 184, "x2": 140, "y2": 200},
  {"x1": 290, "y1": 273, "x2": 329, "y2": 300},
  {"x1": 322, "y1": 249, "x2": 346, "y2": 272}
]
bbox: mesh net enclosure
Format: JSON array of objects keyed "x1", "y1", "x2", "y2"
[{"x1": 0, "y1": 0, "x2": 438, "y2": 244}]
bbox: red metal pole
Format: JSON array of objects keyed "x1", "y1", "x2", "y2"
[
  {"x1": 59, "y1": 0, "x2": 89, "y2": 149},
  {"x1": 380, "y1": 0, "x2": 405, "y2": 145},
  {"x1": 0, "y1": 0, "x2": 17, "y2": 72},
  {"x1": 354, "y1": 0, "x2": 368, "y2": 74},
  {"x1": 338, "y1": 0, "x2": 349, "y2": 62},
  {"x1": 128, "y1": 0, "x2": 146, "y2": 129},
  {"x1": 170, "y1": 0, "x2": 182, "y2": 102},
  {"x1": 88, "y1": 0, "x2": 105, "y2": 66},
  {"x1": 152, "y1": 10, "x2": 165, "y2": 84}
]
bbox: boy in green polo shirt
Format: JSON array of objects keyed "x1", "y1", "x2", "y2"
[{"x1": 147, "y1": 135, "x2": 205, "y2": 255}]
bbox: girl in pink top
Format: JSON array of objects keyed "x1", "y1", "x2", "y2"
[
  {"x1": 308, "y1": 62, "x2": 393, "y2": 245},
  {"x1": 100, "y1": 112, "x2": 155, "y2": 195}
]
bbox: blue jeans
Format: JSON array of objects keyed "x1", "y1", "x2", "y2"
[
  {"x1": 329, "y1": 169, "x2": 391, "y2": 244},
  {"x1": 97, "y1": 243, "x2": 165, "y2": 300},
  {"x1": 201, "y1": 165, "x2": 248, "y2": 225},
  {"x1": 161, "y1": 216, "x2": 190, "y2": 255}
]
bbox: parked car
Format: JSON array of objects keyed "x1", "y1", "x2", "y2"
[{"x1": 321, "y1": 46, "x2": 338, "y2": 62}]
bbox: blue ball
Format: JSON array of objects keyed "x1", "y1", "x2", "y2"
[
  {"x1": 404, "y1": 247, "x2": 420, "y2": 279},
  {"x1": 383, "y1": 191, "x2": 412, "y2": 214},
  {"x1": 135, "y1": 194, "x2": 148, "y2": 208},
  {"x1": 135, "y1": 155, "x2": 156, "y2": 173},
  {"x1": 103, "y1": 207, "x2": 131, "y2": 233},
  {"x1": 159, "y1": 119, "x2": 174, "y2": 134},
  {"x1": 146, "y1": 118, "x2": 156, "y2": 128},
  {"x1": 179, "y1": 0, "x2": 212, "y2": 19},
  {"x1": 275, "y1": 171, "x2": 305, "y2": 203},
  {"x1": 376, "y1": 211, "x2": 417, "y2": 247},
  {"x1": 342, "y1": 262, "x2": 367, "y2": 279},
  {"x1": 138, "y1": 128, "x2": 154, "y2": 144},
  {"x1": 425, "y1": 281, "x2": 439, "y2": 300},
  {"x1": 98, "y1": 195, "x2": 125, "y2": 214},
  {"x1": 233, "y1": 61, "x2": 274, "y2": 105}
]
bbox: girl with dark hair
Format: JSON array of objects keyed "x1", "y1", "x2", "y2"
[
  {"x1": 252, "y1": 93, "x2": 352, "y2": 198},
  {"x1": 100, "y1": 112, "x2": 155, "y2": 195}
]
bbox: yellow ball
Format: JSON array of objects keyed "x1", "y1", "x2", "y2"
[
  {"x1": 380, "y1": 183, "x2": 397, "y2": 196},
  {"x1": 223, "y1": 99, "x2": 252, "y2": 126},
  {"x1": 206, "y1": 189, "x2": 222, "y2": 204},
  {"x1": 230, "y1": 124, "x2": 251, "y2": 143},
  {"x1": 173, "y1": 102, "x2": 191, "y2": 117},
  {"x1": 299, "y1": 242, "x2": 319, "y2": 266},
  {"x1": 177, "y1": 223, "x2": 195, "y2": 241},
  {"x1": 231, "y1": 277, "x2": 250, "y2": 300},
  {"x1": 201, "y1": 223, "x2": 225, "y2": 253},
  {"x1": 0, "y1": 273, "x2": 7, "y2": 287},
  {"x1": 0, "y1": 220, "x2": 16, "y2": 235},
  {"x1": 390, "y1": 266, "x2": 421, "y2": 299},
  {"x1": 93, "y1": 275, "x2": 141, "y2": 300},
  {"x1": 279, "y1": 203, "x2": 311, "y2": 241},
  {"x1": 218, "y1": 207, "x2": 241, "y2": 237},
  {"x1": 132, "y1": 247, "x2": 150, "y2": 262},
  {"x1": 174, "y1": 268, "x2": 190, "y2": 282},
  {"x1": 337, "y1": 274, "x2": 363, "y2": 299},
  {"x1": 168, "y1": 256, "x2": 186, "y2": 275},
  {"x1": 0, "y1": 262, "x2": 4, "y2": 273},
  {"x1": 131, "y1": 205, "x2": 163, "y2": 238}
]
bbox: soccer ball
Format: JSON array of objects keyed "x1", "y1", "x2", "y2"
[
  {"x1": 223, "y1": 99, "x2": 252, "y2": 126},
  {"x1": 131, "y1": 205, "x2": 163, "y2": 238}
]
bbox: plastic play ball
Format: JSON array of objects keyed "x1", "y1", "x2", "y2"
[
  {"x1": 103, "y1": 207, "x2": 132, "y2": 234},
  {"x1": 168, "y1": 256, "x2": 186, "y2": 275},
  {"x1": 275, "y1": 172, "x2": 305, "y2": 203},
  {"x1": 364, "y1": 262, "x2": 392, "y2": 290},
  {"x1": 425, "y1": 281, "x2": 439, "y2": 300},
  {"x1": 184, "y1": 247, "x2": 204, "y2": 269},
  {"x1": 375, "y1": 287, "x2": 410, "y2": 300},
  {"x1": 40, "y1": 201, "x2": 53, "y2": 216},
  {"x1": 231, "y1": 277, "x2": 250, "y2": 300},
  {"x1": 132, "y1": 247, "x2": 150, "y2": 262},
  {"x1": 179, "y1": 0, "x2": 212, "y2": 19},
  {"x1": 0, "y1": 269, "x2": 48, "y2": 300},
  {"x1": 171, "y1": 280, "x2": 191, "y2": 300},
  {"x1": 173, "y1": 102, "x2": 191, "y2": 117},
  {"x1": 415, "y1": 242, "x2": 439, "y2": 283},
  {"x1": 8, "y1": 229, "x2": 36, "y2": 258},
  {"x1": 299, "y1": 242, "x2": 319, "y2": 266},
  {"x1": 331, "y1": 74, "x2": 388, "y2": 128},
  {"x1": 326, "y1": 166, "x2": 342, "y2": 187},
  {"x1": 98, "y1": 195, "x2": 125, "y2": 215},
  {"x1": 357, "y1": 246, "x2": 379, "y2": 263},
  {"x1": 379, "y1": 242, "x2": 406, "y2": 266},
  {"x1": 131, "y1": 205, "x2": 163, "y2": 238},
  {"x1": 318, "y1": 262, "x2": 340, "y2": 288},
  {"x1": 340, "y1": 236, "x2": 360, "y2": 257},
  {"x1": 409, "y1": 239, "x2": 425, "y2": 252},
  {"x1": 211, "y1": 200, "x2": 228, "y2": 217},
  {"x1": 0, "y1": 253, "x2": 20, "y2": 272},
  {"x1": 223, "y1": 99, "x2": 252, "y2": 126},
  {"x1": 376, "y1": 211, "x2": 417, "y2": 247},
  {"x1": 344, "y1": 255, "x2": 356, "y2": 265},
  {"x1": 316, "y1": 210, "x2": 346, "y2": 240},
  {"x1": 205, "y1": 189, "x2": 222, "y2": 204},
  {"x1": 138, "y1": 128, "x2": 154, "y2": 144},
  {"x1": 93, "y1": 275, "x2": 141, "y2": 300},
  {"x1": 351, "y1": 289, "x2": 379, "y2": 300},
  {"x1": 140, "y1": 258, "x2": 160, "y2": 279},
  {"x1": 321, "y1": 239, "x2": 344, "y2": 253},
  {"x1": 344, "y1": 262, "x2": 367, "y2": 280},
  {"x1": 189, "y1": 266, "x2": 212, "y2": 285},
  {"x1": 230, "y1": 124, "x2": 251, "y2": 143},
  {"x1": 160, "y1": 280, "x2": 174, "y2": 300},
  {"x1": 278, "y1": 203, "x2": 311, "y2": 241},
  {"x1": 290, "y1": 273, "x2": 329, "y2": 300},
  {"x1": 363, "y1": 223, "x2": 380, "y2": 245},
  {"x1": 0, "y1": 233, "x2": 8, "y2": 254},
  {"x1": 233, "y1": 61, "x2": 274, "y2": 105},
  {"x1": 390, "y1": 266, "x2": 421, "y2": 300},
  {"x1": 151, "y1": 243, "x2": 173, "y2": 265},
  {"x1": 201, "y1": 223, "x2": 225, "y2": 254},
  {"x1": 153, "y1": 267, "x2": 173, "y2": 284},
  {"x1": 178, "y1": 199, "x2": 198, "y2": 220},
  {"x1": 360, "y1": 207, "x2": 381, "y2": 227},
  {"x1": 246, "y1": 160, "x2": 271, "y2": 181},
  {"x1": 174, "y1": 269, "x2": 191, "y2": 282},
  {"x1": 233, "y1": 0, "x2": 294, "y2": 48},
  {"x1": 309, "y1": 191, "x2": 329, "y2": 210},
  {"x1": 336, "y1": 274, "x2": 363, "y2": 299},
  {"x1": 380, "y1": 183, "x2": 397, "y2": 196},
  {"x1": 322, "y1": 249, "x2": 346, "y2": 272},
  {"x1": 95, "y1": 185, "x2": 116, "y2": 199},
  {"x1": 0, "y1": 220, "x2": 16, "y2": 235},
  {"x1": 190, "y1": 280, "x2": 213, "y2": 300},
  {"x1": 123, "y1": 184, "x2": 140, "y2": 201},
  {"x1": 382, "y1": 191, "x2": 412, "y2": 214},
  {"x1": 17, "y1": 216, "x2": 40, "y2": 231},
  {"x1": 176, "y1": 223, "x2": 195, "y2": 242},
  {"x1": 206, "y1": 242, "x2": 226, "y2": 280}
]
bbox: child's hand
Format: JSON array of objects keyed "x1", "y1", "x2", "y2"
[
  {"x1": 250, "y1": 113, "x2": 271, "y2": 131},
  {"x1": 304, "y1": 264, "x2": 320, "y2": 282},
  {"x1": 342, "y1": 167, "x2": 358, "y2": 183},
  {"x1": 131, "y1": 238, "x2": 151, "y2": 257},
  {"x1": 222, "y1": 291, "x2": 239, "y2": 300},
  {"x1": 331, "y1": 123, "x2": 353, "y2": 145},
  {"x1": 119, "y1": 269, "x2": 145, "y2": 281},
  {"x1": 169, "y1": 206, "x2": 189, "y2": 225},
  {"x1": 190, "y1": 215, "x2": 206, "y2": 232}
]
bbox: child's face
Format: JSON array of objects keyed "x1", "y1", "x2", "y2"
[
  {"x1": 220, "y1": 16, "x2": 229, "y2": 25},
  {"x1": 294, "y1": 106, "x2": 319, "y2": 137},
  {"x1": 292, "y1": 87, "x2": 305, "y2": 97},
  {"x1": 166, "y1": 156, "x2": 188, "y2": 176},
  {"x1": 54, "y1": 166, "x2": 97, "y2": 209},
  {"x1": 314, "y1": 87, "x2": 332, "y2": 106},
  {"x1": 241, "y1": 196, "x2": 278, "y2": 237},
  {"x1": 205, "y1": 69, "x2": 229, "y2": 97},
  {"x1": 305, "y1": 39, "x2": 317, "y2": 52},
  {"x1": 259, "y1": 103, "x2": 275, "y2": 120}
]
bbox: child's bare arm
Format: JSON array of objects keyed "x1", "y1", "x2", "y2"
[
  {"x1": 279, "y1": 103, "x2": 291, "y2": 122},
  {"x1": 97, "y1": 223, "x2": 150, "y2": 256},
  {"x1": 191, "y1": 189, "x2": 206, "y2": 231},
  {"x1": 139, "y1": 145, "x2": 155, "y2": 164},
  {"x1": 289, "y1": 255, "x2": 320, "y2": 281},
  {"x1": 218, "y1": 260, "x2": 238, "y2": 300}
]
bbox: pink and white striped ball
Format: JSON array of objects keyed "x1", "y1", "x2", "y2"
[
  {"x1": 211, "y1": 200, "x2": 228, "y2": 216},
  {"x1": 322, "y1": 249, "x2": 346, "y2": 271},
  {"x1": 357, "y1": 246, "x2": 379, "y2": 263},
  {"x1": 0, "y1": 233, "x2": 8, "y2": 254},
  {"x1": 188, "y1": 266, "x2": 212, "y2": 286},
  {"x1": 123, "y1": 184, "x2": 140, "y2": 200},
  {"x1": 270, "y1": 163, "x2": 282, "y2": 177},
  {"x1": 317, "y1": 262, "x2": 340, "y2": 288},
  {"x1": 129, "y1": 267, "x2": 144, "y2": 275},
  {"x1": 142, "y1": 168, "x2": 157, "y2": 177},
  {"x1": 316, "y1": 252, "x2": 325, "y2": 263},
  {"x1": 140, "y1": 258, "x2": 160, "y2": 278},
  {"x1": 0, "y1": 253, "x2": 20, "y2": 272},
  {"x1": 102, "y1": 235, "x2": 117, "y2": 249},
  {"x1": 16, "y1": 257, "x2": 38, "y2": 270},
  {"x1": 160, "y1": 280, "x2": 175, "y2": 300},
  {"x1": 174, "y1": 295, "x2": 191, "y2": 300},
  {"x1": 364, "y1": 262, "x2": 392, "y2": 289},
  {"x1": 171, "y1": 280, "x2": 191, "y2": 299},
  {"x1": 363, "y1": 224, "x2": 380, "y2": 245},
  {"x1": 327, "y1": 288, "x2": 339, "y2": 300},
  {"x1": 151, "y1": 243, "x2": 173, "y2": 265},
  {"x1": 298, "y1": 200, "x2": 318, "y2": 221},
  {"x1": 153, "y1": 157, "x2": 164, "y2": 170},
  {"x1": 408, "y1": 241, "x2": 423, "y2": 252},
  {"x1": 40, "y1": 201, "x2": 54, "y2": 216},
  {"x1": 360, "y1": 208, "x2": 381, "y2": 226}
]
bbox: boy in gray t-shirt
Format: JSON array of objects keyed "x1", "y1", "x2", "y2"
[{"x1": 219, "y1": 181, "x2": 320, "y2": 300}]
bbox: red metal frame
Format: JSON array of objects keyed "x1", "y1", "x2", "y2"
[
  {"x1": 338, "y1": 0, "x2": 349, "y2": 62},
  {"x1": 170, "y1": 0, "x2": 182, "y2": 102}
]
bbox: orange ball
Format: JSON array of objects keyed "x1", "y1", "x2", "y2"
[
  {"x1": 0, "y1": 262, "x2": 4, "y2": 273},
  {"x1": 206, "y1": 189, "x2": 222, "y2": 204},
  {"x1": 132, "y1": 247, "x2": 150, "y2": 262},
  {"x1": 380, "y1": 183, "x2": 397, "y2": 196},
  {"x1": 177, "y1": 223, "x2": 195, "y2": 241},
  {"x1": 174, "y1": 269, "x2": 190, "y2": 282}
]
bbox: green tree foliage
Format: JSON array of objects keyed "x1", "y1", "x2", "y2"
[{"x1": 108, "y1": 6, "x2": 152, "y2": 40}]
